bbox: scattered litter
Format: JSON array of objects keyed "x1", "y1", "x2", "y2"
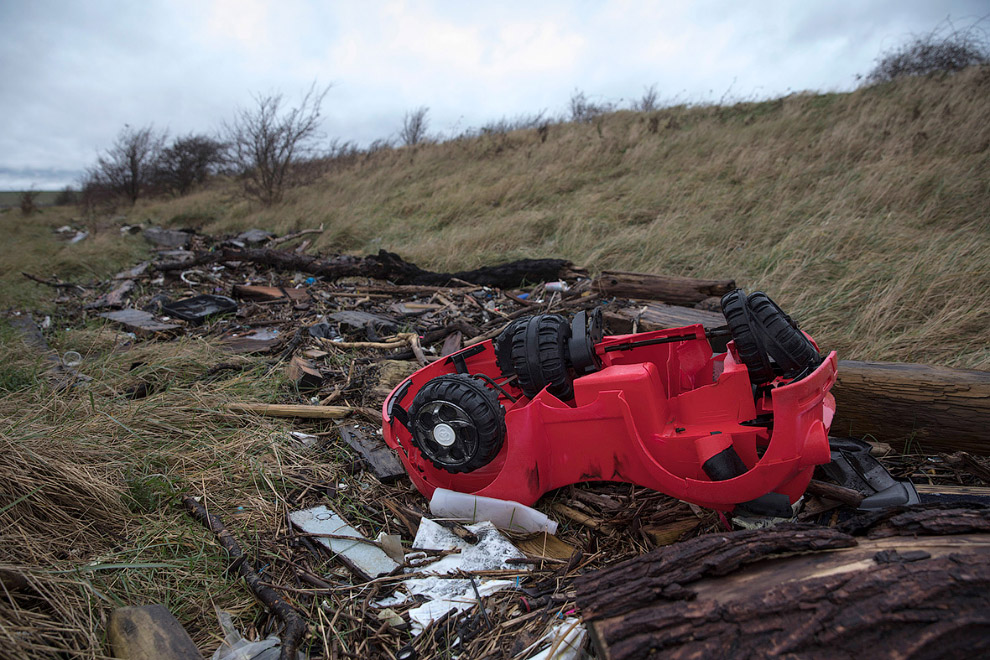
[
  {"x1": 430, "y1": 488, "x2": 559, "y2": 534},
  {"x1": 288, "y1": 431, "x2": 318, "y2": 448},
  {"x1": 98, "y1": 309, "x2": 180, "y2": 335},
  {"x1": 233, "y1": 229, "x2": 275, "y2": 246},
  {"x1": 523, "y1": 617, "x2": 586, "y2": 660},
  {"x1": 289, "y1": 505, "x2": 400, "y2": 581},
  {"x1": 161, "y1": 295, "x2": 238, "y2": 323},
  {"x1": 62, "y1": 351, "x2": 82, "y2": 368},
  {"x1": 212, "y1": 608, "x2": 301, "y2": 660},
  {"x1": 144, "y1": 227, "x2": 191, "y2": 248},
  {"x1": 390, "y1": 518, "x2": 529, "y2": 634},
  {"x1": 307, "y1": 322, "x2": 342, "y2": 341},
  {"x1": 337, "y1": 423, "x2": 406, "y2": 482}
]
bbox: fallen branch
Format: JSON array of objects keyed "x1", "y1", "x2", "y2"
[
  {"x1": 266, "y1": 225, "x2": 325, "y2": 248},
  {"x1": 21, "y1": 272, "x2": 87, "y2": 293},
  {"x1": 181, "y1": 496, "x2": 306, "y2": 660},
  {"x1": 156, "y1": 247, "x2": 579, "y2": 289}
]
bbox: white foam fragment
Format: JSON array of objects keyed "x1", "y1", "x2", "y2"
[
  {"x1": 289, "y1": 505, "x2": 399, "y2": 580},
  {"x1": 525, "y1": 617, "x2": 586, "y2": 660}
]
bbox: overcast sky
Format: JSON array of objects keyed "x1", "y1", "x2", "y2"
[{"x1": 0, "y1": 0, "x2": 984, "y2": 190}]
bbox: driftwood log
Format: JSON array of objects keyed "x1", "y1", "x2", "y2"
[
  {"x1": 832, "y1": 360, "x2": 990, "y2": 454},
  {"x1": 576, "y1": 507, "x2": 990, "y2": 660},
  {"x1": 157, "y1": 248, "x2": 582, "y2": 289},
  {"x1": 594, "y1": 270, "x2": 735, "y2": 305},
  {"x1": 604, "y1": 303, "x2": 725, "y2": 333}
]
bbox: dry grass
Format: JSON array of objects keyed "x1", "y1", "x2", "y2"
[{"x1": 129, "y1": 65, "x2": 990, "y2": 369}]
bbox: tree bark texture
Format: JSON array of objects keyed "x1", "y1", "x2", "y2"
[
  {"x1": 595, "y1": 270, "x2": 735, "y2": 305},
  {"x1": 576, "y1": 506, "x2": 990, "y2": 660},
  {"x1": 157, "y1": 248, "x2": 578, "y2": 289},
  {"x1": 603, "y1": 303, "x2": 725, "y2": 333},
  {"x1": 831, "y1": 360, "x2": 990, "y2": 454}
]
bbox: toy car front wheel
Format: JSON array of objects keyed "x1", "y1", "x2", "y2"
[{"x1": 407, "y1": 374, "x2": 506, "y2": 473}]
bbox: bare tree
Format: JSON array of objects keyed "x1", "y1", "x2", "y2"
[
  {"x1": 89, "y1": 125, "x2": 166, "y2": 204},
  {"x1": 568, "y1": 89, "x2": 614, "y2": 123},
  {"x1": 400, "y1": 106, "x2": 430, "y2": 146},
  {"x1": 633, "y1": 84, "x2": 659, "y2": 112},
  {"x1": 154, "y1": 133, "x2": 226, "y2": 196},
  {"x1": 224, "y1": 83, "x2": 331, "y2": 205}
]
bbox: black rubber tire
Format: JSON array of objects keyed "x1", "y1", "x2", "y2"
[
  {"x1": 568, "y1": 308, "x2": 604, "y2": 375},
  {"x1": 747, "y1": 292, "x2": 822, "y2": 376},
  {"x1": 721, "y1": 289, "x2": 775, "y2": 384},
  {"x1": 494, "y1": 318, "x2": 528, "y2": 380},
  {"x1": 407, "y1": 374, "x2": 506, "y2": 474},
  {"x1": 511, "y1": 314, "x2": 574, "y2": 400}
]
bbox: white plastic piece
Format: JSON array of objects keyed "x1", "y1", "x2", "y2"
[
  {"x1": 289, "y1": 505, "x2": 399, "y2": 580},
  {"x1": 399, "y1": 518, "x2": 529, "y2": 633},
  {"x1": 430, "y1": 488, "x2": 559, "y2": 535}
]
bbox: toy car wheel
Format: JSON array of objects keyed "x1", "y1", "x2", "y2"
[
  {"x1": 407, "y1": 374, "x2": 506, "y2": 474},
  {"x1": 494, "y1": 318, "x2": 528, "y2": 380},
  {"x1": 511, "y1": 314, "x2": 574, "y2": 400},
  {"x1": 721, "y1": 289, "x2": 775, "y2": 384},
  {"x1": 568, "y1": 308, "x2": 603, "y2": 375},
  {"x1": 746, "y1": 292, "x2": 821, "y2": 376}
]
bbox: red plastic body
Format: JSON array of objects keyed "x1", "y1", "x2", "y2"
[{"x1": 382, "y1": 324, "x2": 837, "y2": 510}]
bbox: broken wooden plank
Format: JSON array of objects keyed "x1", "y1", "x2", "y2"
[
  {"x1": 595, "y1": 270, "x2": 735, "y2": 305},
  {"x1": 604, "y1": 303, "x2": 725, "y2": 333},
  {"x1": 98, "y1": 309, "x2": 180, "y2": 335},
  {"x1": 286, "y1": 356, "x2": 323, "y2": 391},
  {"x1": 86, "y1": 279, "x2": 135, "y2": 309},
  {"x1": 107, "y1": 604, "x2": 200, "y2": 660},
  {"x1": 337, "y1": 423, "x2": 406, "y2": 482},
  {"x1": 232, "y1": 284, "x2": 310, "y2": 303},
  {"x1": 831, "y1": 360, "x2": 990, "y2": 454},
  {"x1": 227, "y1": 403, "x2": 353, "y2": 419}
]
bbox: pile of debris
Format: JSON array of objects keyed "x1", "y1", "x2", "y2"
[{"x1": 14, "y1": 225, "x2": 990, "y2": 659}]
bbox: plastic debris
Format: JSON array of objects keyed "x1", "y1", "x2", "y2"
[
  {"x1": 289, "y1": 505, "x2": 399, "y2": 580},
  {"x1": 384, "y1": 518, "x2": 530, "y2": 634},
  {"x1": 211, "y1": 608, "x2": 302, "y2": 660},
  {"x1": 524, "y1": 617, "x2": 586, "y2": 660},
  {"x1": 430, "y1": 488, "x2": 558, "y2": 534}
]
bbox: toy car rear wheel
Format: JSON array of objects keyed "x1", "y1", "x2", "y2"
[
  {"x1": 721, "y1": 289, "x2": 775, "y2": 384},
  {"x1": 408, "y1": 374, "x2": 506, "y2": 474},
  {"x1": 511, "y1": 314, "x2": 574, "y2": 400},
  {"x1": 746, "y1": 292, "x2": 821, "y2": 376}
]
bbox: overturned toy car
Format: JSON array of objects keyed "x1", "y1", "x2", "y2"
[{"x1": 382, "y1": 290, "x2": 837, "y2": 516}]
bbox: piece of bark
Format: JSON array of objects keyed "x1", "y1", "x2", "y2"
[
  {"x1": 440, "y1": 331, "x2": 462, "y2": 357},
  {"x1": 227, "y1": 403, "x2": 353, "y2": 419},
  {"x1": 86, "y1": 279, "x2": 135, "y2": 309},
  {"x1": 604, "y1": 303, "x2": 725, "y2": 333},
  {"x1": 805, "y1": 479, "x2": 866, "y2": 508},
  {"x1": 831, "y1": 360, "x2": 990, "y2": 454},
  {"x1": 595, "y1": 270, "x2": 735, "y2": 305},
  {"x1": 99, "y1": 309, "x2": 181, "y2": 336},
  {"x1": 337, "y1": 423, "x2": 406, "y2": 482},
  {"x1": 108, "y1": 604, "x2": 200, "y2": 660},
  {"x1": 286, "y1": 356, "x2": 323, "y2": 391},
  {"x1": 157, "y1": 247, "x2": 578, "y2": 289},
  {"x1": 232, "y1": 284, "x2": 310, "y2": 303}
]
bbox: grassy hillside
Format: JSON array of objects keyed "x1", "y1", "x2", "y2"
[
  {"x1": 142, "y1": 67, "x2": 989, "y2": 368},
  {"x1": 2, "y1": 67, "x2": 988, "y2": 369}
]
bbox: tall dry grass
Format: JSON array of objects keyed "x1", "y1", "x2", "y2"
[{"x1": 138, "y1": 67, "x2": 990, "y2": 368}]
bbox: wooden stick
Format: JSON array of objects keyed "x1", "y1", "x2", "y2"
[
  {"x1": 266, "y1": 225, "x2": 325, "y2": 248},
  {"x1": 227, "y1": 403, "x2": 354, "y2": 419},
  {"x1": 181, "y1": 496, "x2": 306, "y2": 660}
]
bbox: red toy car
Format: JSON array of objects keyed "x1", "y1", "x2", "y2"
[{"x1": 382, "y1": 290, "x2": 837, "y2": 516}]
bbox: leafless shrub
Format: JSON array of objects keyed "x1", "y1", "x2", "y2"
[
  {"x1": 400, "y1": 106, "x2": 430, "y2": 146},
  {"x1": 153, "y1": 133, "x2": 227, "y2": 196},
  {"x1": 224, "y1": 83, "x2": 331, "y2": 205},
  {"x1": 88, "y1": 124, "x2": 167, "y2": 204},
  {"x1": 366, "y1": 138, "x2": 394, "y2": 155},
  {"x1": 863, "y1": 22, "x2": 990, "y2": 85},
  {"x1": 633, "y1": 84, "x2": 659, "y2": 112},
  {"x1": 19, "y1": 189, "x2": 39, "y2": 216},
  {"x1": 569, "y1": 89, "x2": 615, "y2": 123},
  {"x1": 54, "y1": 186, "x2": 77, "y2": 206}
]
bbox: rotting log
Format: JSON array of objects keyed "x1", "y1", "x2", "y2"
[
  {"x1": 604, "y1": 303, "x2": 725, "y2": 333},
  {"x1": 831, "y1": 360, "x2": 990, "y2": 454},
  {"x1": 157, "y1": 248, "x2": 581, "y2": 289},
  {"x1": 181, "y1": 496, "x2": 306, "y2": 660},
  {"x1": 576, "y1": 508, "x2": 990, "y2": 660},
  {"x1": 594, "y1": 270, "x2": 735, "y2": 305}
]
